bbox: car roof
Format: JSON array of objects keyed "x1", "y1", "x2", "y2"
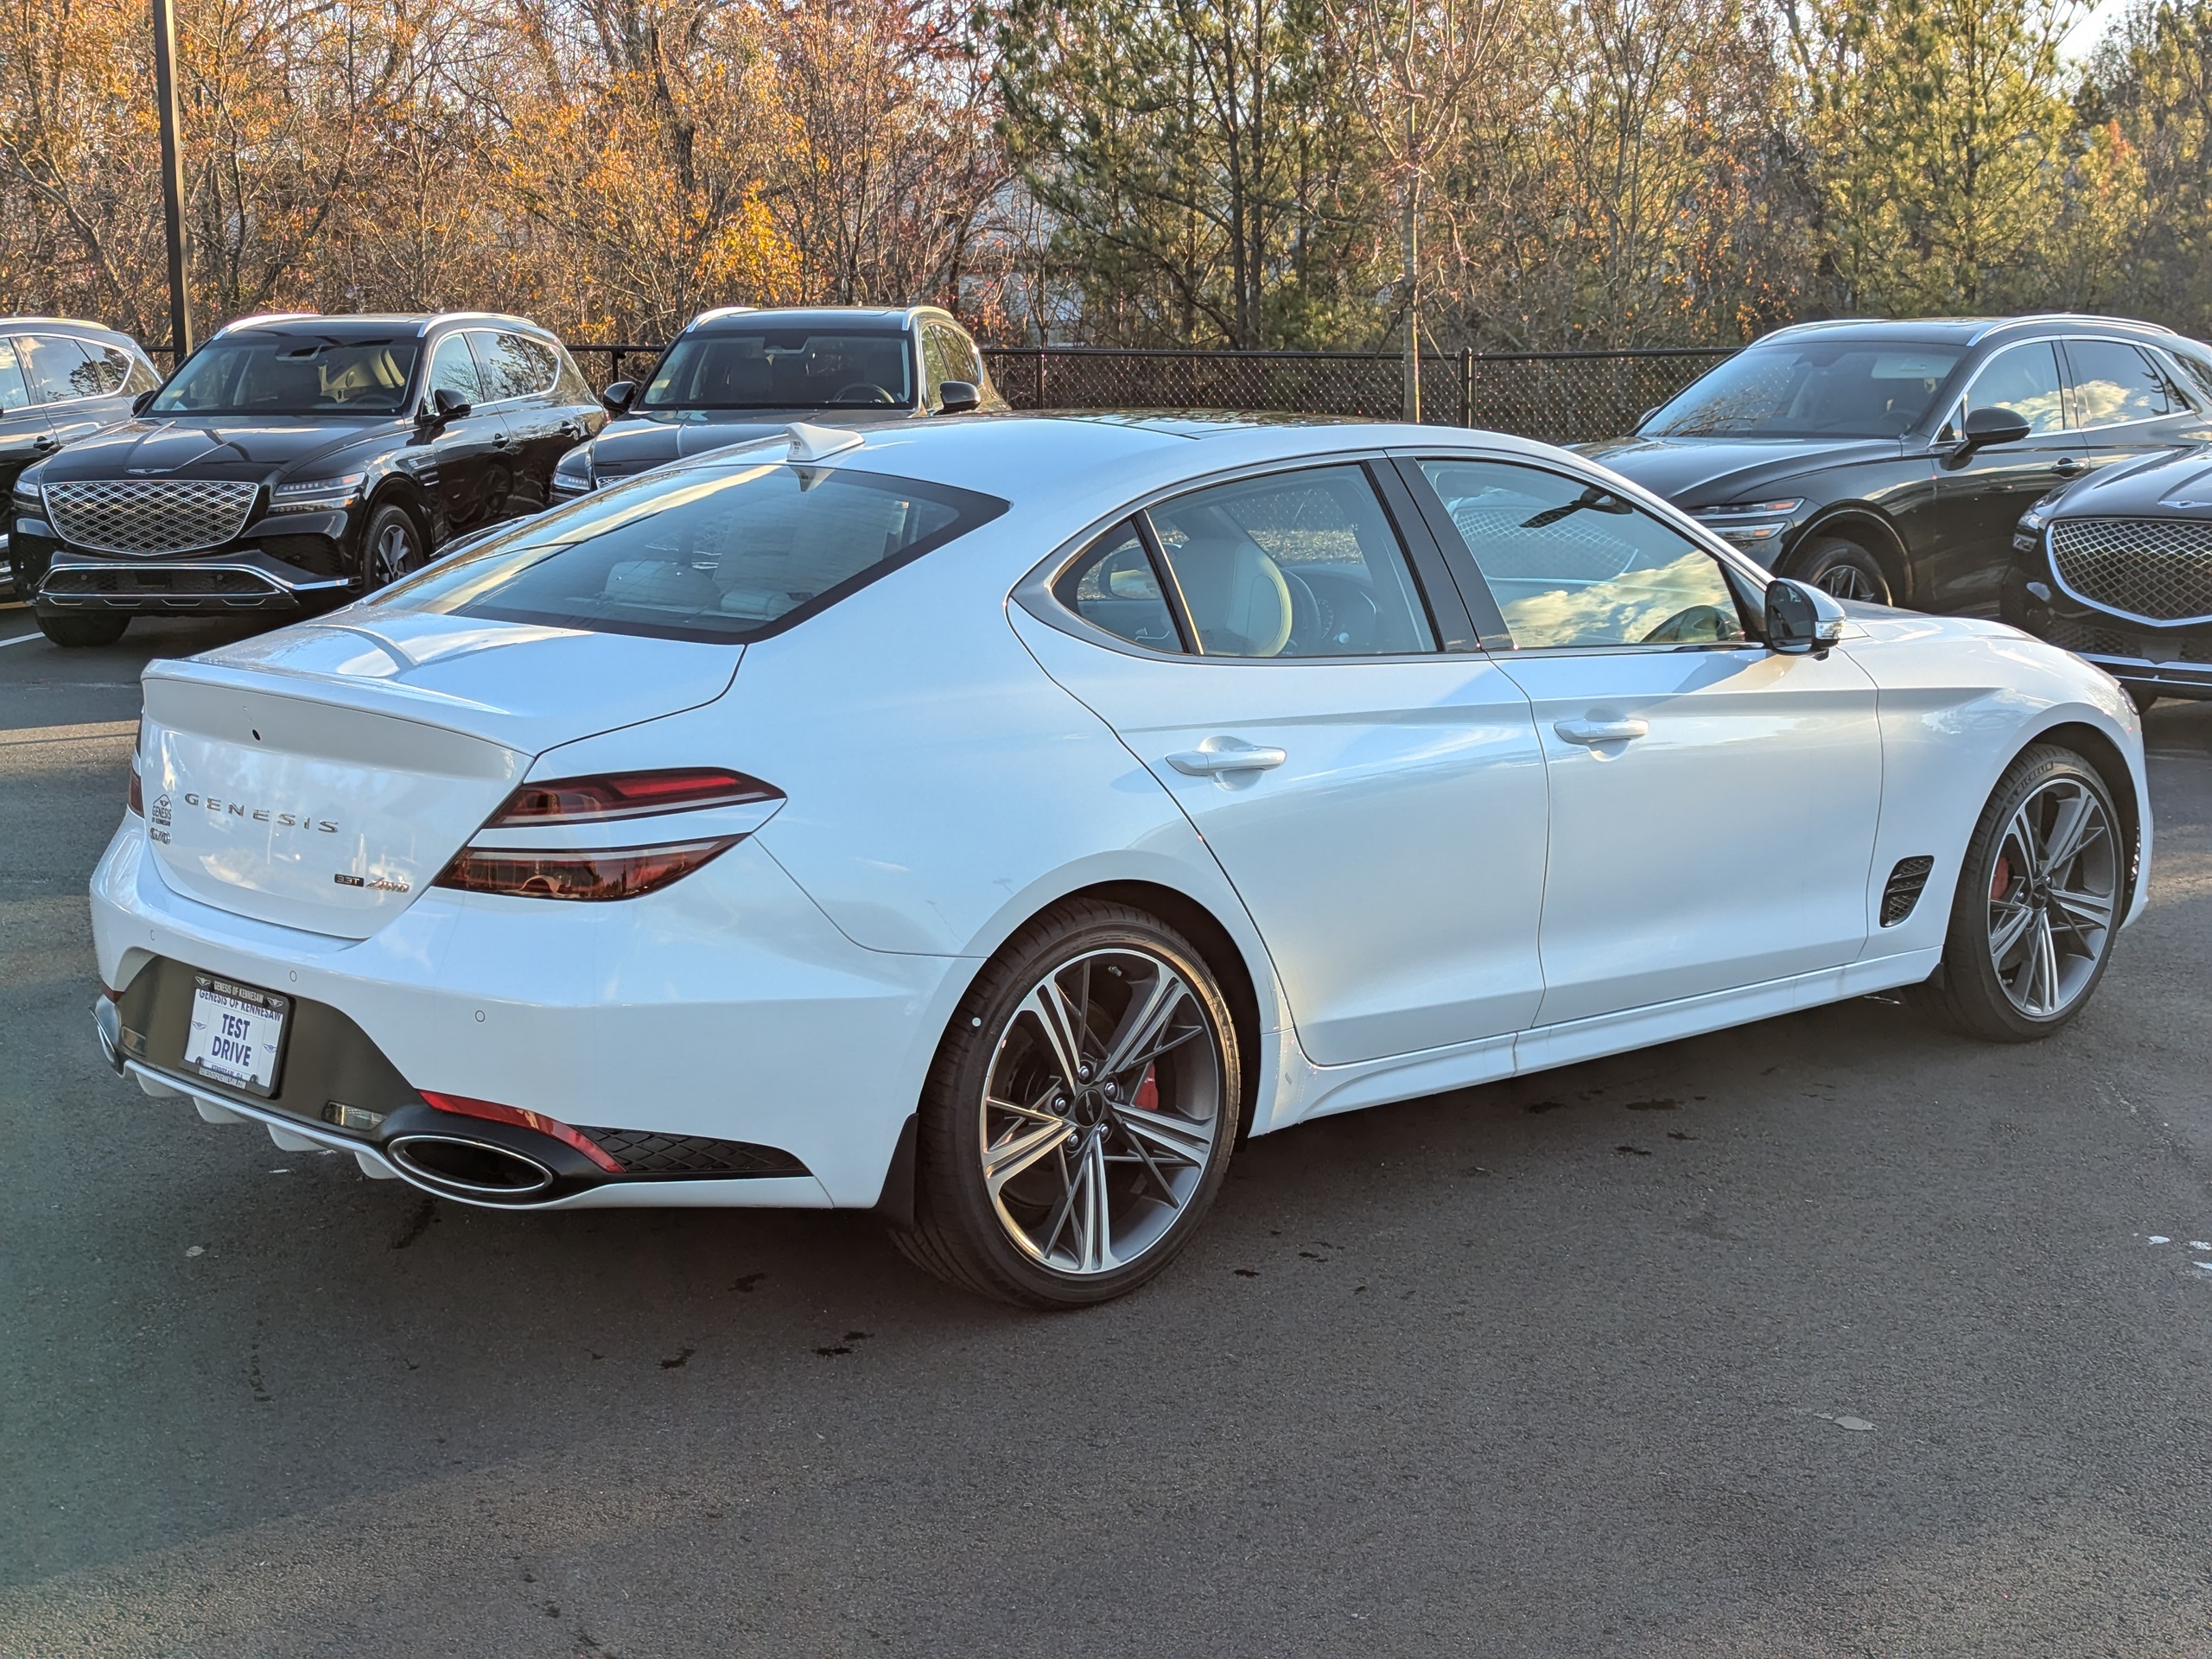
[
  {"x1": 0, "y1": 316, "x2": 147, "y2": 348},
  {"x1": 214, "y1": 312, "x2": 556, "y2": 340},
  {"x1": 1756, "y1": 315, "x2": 2181, "y2": 348},
  {"x1": 683, "y1": 305, "x2": 932, "y2": 334},
  {"x1": 683, "y1": 410, "x2": 1566, "y2": 509}
]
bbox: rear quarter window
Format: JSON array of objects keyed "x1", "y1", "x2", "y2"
[{"x1": 372, "y1": 460, "x2": 1007, "y2": 643}]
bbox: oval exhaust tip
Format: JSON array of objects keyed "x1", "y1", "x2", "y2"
[{"x1": 388, "y1": 1134, "x2": 555, "y2": 1199}]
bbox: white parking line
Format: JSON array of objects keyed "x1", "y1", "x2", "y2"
[{"x1": 0, "y1": 630, "x2": 44, "y2": 649}]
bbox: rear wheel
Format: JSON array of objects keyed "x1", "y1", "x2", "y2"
[
  {"x1": 892, "y1": 900, "x2": 1242, "y2": 1307},
  {"x1": 360, "y1": 501, "x2": 427, "y2": 591},
  {"x1": 1922, "y1": 744, "x2": 2123, "y2": 1041},
  {"x1": 35, "y1": 610, "x2": 129, "y2": 648},
  {"x1": 1792, "y1": 537, "x2": 1893, "y2": 605}
]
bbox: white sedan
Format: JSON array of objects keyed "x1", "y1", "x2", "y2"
[{"x1": 90, "y1": 416, "x2": 2149, "y2": 1306}]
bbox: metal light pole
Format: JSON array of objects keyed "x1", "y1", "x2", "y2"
[{"x1": 150, "y1": 0, "x2": 192, "y2": 359}]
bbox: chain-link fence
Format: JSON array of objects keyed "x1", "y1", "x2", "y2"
[{"x1": 503, "y1": 341, "x2": 1738, "y2": 446}]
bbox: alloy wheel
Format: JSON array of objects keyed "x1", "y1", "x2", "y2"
[
  {"x1": 371, "y1": 518, "x2": 419, "y2": 588},
  {"x1": 977, "y1": 946, "x2": 1224, "y2": 1276},
  {"x1": 1986, "y1": 776, "x2": 2118, "y2": 1018},
  {"x1": 1816, "y1": 563, "x2": 1880, "y2": 601}
]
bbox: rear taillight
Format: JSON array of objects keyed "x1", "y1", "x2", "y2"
[
  {"x1": 486, "y1": 768, "x2": 780, "y2": 826},
  {"x1": 432, "y1": 837, "x2": 741, "y2": 901},
  {"x1": 419, "y1": 1091, "x2": 625, "y2": 1173}
]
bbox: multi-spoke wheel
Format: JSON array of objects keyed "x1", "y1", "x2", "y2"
[
  {"x1": 1793, "y1": 537, "x2": 1893, "y2": 607},
  {"x1": 1923, "y1": 745, "x2": 2126, "y2": 1040},
  {"x1": 893, "y1": 901, "x2": 1241, "y2": 1306},
  {"x1": 360, "y1": 502, "x2": 426, "y2": 591}
]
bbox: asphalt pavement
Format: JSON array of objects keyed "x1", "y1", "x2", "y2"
[{"x1": 3, "y1": 604, "x2": 2209, "y2": 1657}]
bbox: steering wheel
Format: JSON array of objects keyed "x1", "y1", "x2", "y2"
[
  {"x1": 829, "y1": 383, "x2": 897, "y2": 406},
  {"x1": 1639, "y1": 604, "x2": 1738, "y2": 645}
]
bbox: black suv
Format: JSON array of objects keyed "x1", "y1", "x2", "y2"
[
  {"x1": 14, "y1": 311, "x2": 604, "y2": 645},
  {"x1": 0, "y1": 318, "x2": 161, "y2": 600},
  {"x1": 552, "y1": 304, "x2": 1006, "y2": 499},
  {"x1": 1581, "y1": 315, "x2": 2212, "y2": 613}
]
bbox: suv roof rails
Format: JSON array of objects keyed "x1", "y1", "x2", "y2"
[
  {"x1": 213, "y1": 312, "x2": 320, "y2": 337},
  {"x1": 1973, "y1": 313, "x2": 2178, "y2": 341},
  {"x1": 687, "y1": 306, "x2": 759, "y2": 328},
  {"x1": 416, "y1": 311, "x2": 544, "y2": 336},
  {"x1": 3, "y1": 315, "x2": 125, "y2": 334}
]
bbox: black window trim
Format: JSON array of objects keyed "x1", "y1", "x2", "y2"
[
  {"x1": 1389, "y1": 448, "x2": 1772, "y2": 658},
  {"x1": 1016, "y1": 452, "x2": 1467, "y2": 666}
]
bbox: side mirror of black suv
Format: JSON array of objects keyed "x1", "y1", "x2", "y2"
[
  {"x1": 131, "y1": 389, "x2": 158, "y2": 416},
  {"x1": 601, "y1": 380, "x2": 636, "y2": 416},
  {"x1": 420, "y1": 385, "x2": 472, "y2": 427},
  {"x1": 1956, "y1": 404, "x2": 2031, "y2": 456},
  {"x1": 938, "y1": 380, "x2": 981, "y2": 414}
]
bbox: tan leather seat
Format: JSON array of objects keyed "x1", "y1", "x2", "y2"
[{"x1": 1166, "y1": 536, "x2": 1294, "y2": 657}]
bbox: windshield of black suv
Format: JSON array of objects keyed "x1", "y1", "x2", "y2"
[
  {"x1": 1643, "y1": 341, "x2": 1964, "y2": 439},
  {"x1": 641, "y1": 329, "x2": 914, "y2": 412},
  {"x1": 149, "y1": 334, "x2": 420, "y2": 417},
  {"x1": 372, "y1": 460, "x2": 1007, "y2": 642}
]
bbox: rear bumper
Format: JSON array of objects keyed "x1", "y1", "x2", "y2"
[{"x1": 89, "y1": 819, "x2": 961, "y2": 1209}]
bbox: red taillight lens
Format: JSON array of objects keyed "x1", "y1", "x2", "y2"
[
  {"x1": 432, "y1": 836, "x2": 740, "y2": 901},
  {"x1": 486, "y1": 768, "x2": 781, "y2": 826},
  {"x1": 127, "y1": 762, "x2": 143, "y2": 817},
  {"x1": 419, "y1": 1091, "x2": 625, "y2": 1173}
]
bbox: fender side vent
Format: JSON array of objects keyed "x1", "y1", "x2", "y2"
[
  {"x1": 577, "y1": 1128, "x2": 810, "y2": 1179},
  {"x1": 1881, "y1": 855, "x2": 1936, "y2": 926}
]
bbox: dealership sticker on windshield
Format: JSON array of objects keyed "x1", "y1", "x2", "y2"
[{"x1": 182, "y1": 975, "x2": 291, "y2": 1098}]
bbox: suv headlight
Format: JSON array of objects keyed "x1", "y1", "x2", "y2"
[
  {"x1": 1693, "y1": 498, "x2": 1805, "y2": 550},
  {"x1": 13, "y1": 462, "x2": 48, "y2": 509},
  {"x1": 553, "y1": 449, "x2": 594, "y2": 493},
  {"x1": 270, "y1": 473, "x2": 365, "y2": 513}
]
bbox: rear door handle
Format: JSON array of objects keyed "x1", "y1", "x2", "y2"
[
  {"x1": 1554, "y1": 717, "x2": 1649, "y2": 746},
  {"x1": 1167, "y1": 741, "x2": 1288, "y2": 776}
]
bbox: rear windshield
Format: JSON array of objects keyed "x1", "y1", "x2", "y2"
[
  {"x1": 1643, "y1": 342, "x2": 1964, "y2": 438},
  {"x1": 372, "y1": 460, "x2": 1007, "y2": 643},
  {"x1": 150, "y1": 335, "x2": 420, "y2": 416},
  {"x1": 643, "y1": 329, "x2": 913, "y2": 411}
]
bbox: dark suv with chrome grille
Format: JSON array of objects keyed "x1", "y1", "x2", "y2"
[
  {"x1": 2004, "y1": 443, "x2": 2212, "y2": 710},
  {"x1": 13, "y1": 311, "x2": 603, "y2": 646}
]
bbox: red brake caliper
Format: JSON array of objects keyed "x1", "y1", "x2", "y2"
[
  {"x1": 1990, "y1": 853, "x2": 2012, "y2": 903},
  {"x1": 1133, "y1": 1065, "x2": 1159, "y2": 1111}
]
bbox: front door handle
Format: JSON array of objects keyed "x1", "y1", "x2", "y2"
[
  {"x1": 2052, "y1": 457, "x2": 2085, "y2": 476},
  {"x1": 1167, "y1": 741, "x2": 1288, "y2": 777},
  {"x1": 31, "y1": 435, "x2": 59, "y2": 453},
  {"x1": 1554, "y1": 717, "x2": 1649, "y2": 746}
]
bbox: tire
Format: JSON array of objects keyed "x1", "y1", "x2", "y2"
[
  {"x1": 359, "y1": 500, "x2": 427, "y2": 591},
  {"x1": 35, "y1": 609, "x2": 129, "y2": 648},
  {"x1": 1792, "y1": 537, "x2": 1893, "y2": 605},
  {"x1": 891, "y1": 899, "x2": 1243, "y2": 1308},
  {"x1": 1921, "y1": 744, "x2": 2124, "y2": 1042}
]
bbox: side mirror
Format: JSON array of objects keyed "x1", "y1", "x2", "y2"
[
  {"x1": 1764, "y1": 575, "x2": 1847, "y2": 655},
  {"x1": 131, "y1": 389, "x2": 158, "y2": 416},
  {"x1": 1955, "y1": 404, "x2": 2031, "y2": 456},
  {"x1": 601, "y1": 379, "x2": 636, "y2": 416},
  {"x1": 937, "y1": 380, "x2": 981, "y2": 414},
  {"x1": 419, "y1": 385, "x2": 471, "y2": 426}
]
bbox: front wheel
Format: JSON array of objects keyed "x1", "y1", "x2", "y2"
[
  {"x1": 359, "y1": 501, "x2": 427, "y2": 591},
  {"x1": 1923, "y1": 745, "x2": 2124, "y2": 1041},
  {"x1": 1792, "y1": 537, "x2": 1893, "y2": 605},
  {"x1": 892, "y1": 900, "x2": 1242, "y2": 1307},
  {"x1": 35, "y1": 609, "x2": 129, "y2": 648}
]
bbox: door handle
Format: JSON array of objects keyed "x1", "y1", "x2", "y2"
[
  {"x1": 1166, "y1": 741, "x2": 1288, "y2": 777},
  {"x1": 31, "y1": 435, "x2": 59, "y2": 453},
  {"x1": 1554, "y1": 717, "x2": 1649, "y2": 746},
  {"x1": 2052, "y1": 457, "x2": 2085, "y2": 476}
]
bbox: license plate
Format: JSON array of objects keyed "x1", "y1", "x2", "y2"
[{"x1": 181, "y1": 975, "x2": 291, "y2": 1097}]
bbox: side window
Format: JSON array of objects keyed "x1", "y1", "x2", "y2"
[
  {"x1": 425, "y1": 333, "x2": 484, "y2": 406},
  {"x1": 1052, "y1": 520, "x2": 1185, "y2": 652},
  {"x1": 123, "y1": 353, "x2": 161, "y2": 396},
  {"x1": 1962, "y1": 341, "x2": 2068, "y2": 435},
  {"x1": 1418, "y1": 458, "x2": 1750, "y2": 651},
  {"x1": 1147, "y1": 465, "x2": 1437, "y2": 658},
  {"x1": 0, "y1": 340, "x2": 31, "y2": 411},
  {"x1": 75, "y1": 342, "x2": 133, "y2": 395},
  {"x1": 2168, "y1": 344, "x2": 2212, "y2": 409},
  {"x1": 473, "y1": 332, "x2": 556, "y2": 403},
  {"x1": 552, "y1": 346, "x2": 594, "y2": 404},
  {"x1": 946, "y1": 324, "x2": 984, "y2": 388},
  {"x1": 18, "y1": 334, "x2": 96, "y2": 403},
  {"x1": 2066, "y1": 339, "x2": 2174, "y2": 428}
]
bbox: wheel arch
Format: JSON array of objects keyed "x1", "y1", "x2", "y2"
[
  {"x1": 1790, "y1": 507, "x2": 1911, "y2": 603},
  {"x1": 2025, "y1": 718, "x2": 2145, "y2": 916},
  {"x1": 359, "y1": 475, "x2": 434, "y2": 568}
]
